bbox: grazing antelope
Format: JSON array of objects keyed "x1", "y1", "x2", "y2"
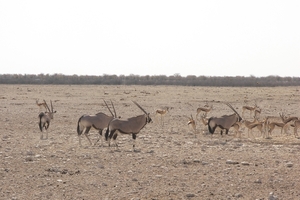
[
  {"x1": 196, "y1": 105, "x2": 213, "y2": 119},
  {"x1": 77, "y1": 100, "x2": 116, "y2": 146},
  {"x1": 105, "y1": 101, "x2": 152, "y2": 150},
  {"x1": 242, "y1": 104, "x2": 258, "y2": 118},
  {"x1": 207, "y1": 103, "x2": 242, "y2": 136},
  {"x1": 155, "y1": 107, "x2": 169, "y2": 126},
  {"x1": 38, "y1": 100, "x2": 56, "y2": 139},
  {"x1": 36, "y1": 99, "x2": 47, "y2": 112}
]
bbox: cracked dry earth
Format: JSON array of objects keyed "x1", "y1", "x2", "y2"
[{"x1": 1, "y1": 85, "x2": 300, "y2": 200}]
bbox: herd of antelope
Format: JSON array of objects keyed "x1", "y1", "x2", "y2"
[
  {"x1": 36, "y1": 98, "x2": 300, "y2": 149},
  {"x1": 189, "y1": 102, "x2": 300, "y2": 139}
]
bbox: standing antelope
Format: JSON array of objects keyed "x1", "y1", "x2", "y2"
[
  {"x1": 38, "y1": 100, "x2": 56, "y2": 139},
  {"x1": 105, "y1": 101, "x2": 152, "y2": 150},
  {"x1": 279, "y1": 113, "x2": 298, "y2": 135},
  {"x1": 77, "y1": 100, "x2": 116, "y2": 146},
  {"x1": 266, "y1": 113, "x2": 294, "y2": 137},
  {"x1": 242, "y1": 104, "x2": 258, "y2": 118},
  {"x1": 243, "y1": 118, "x2": 265, "y2": 138},
  {"x1": 196, "y1": 105, "x2": 213, "y2": 119},
  {"x1": 207, "y1": 103, "x2": 242, "y2": 136},
  {"x1": 155, "y1": 107, "x2": 169, "y2": 126}
]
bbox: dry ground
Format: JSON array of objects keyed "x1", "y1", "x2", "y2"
[{"x1": 1, "y1": 85, "x2": 300, "y2": 200}]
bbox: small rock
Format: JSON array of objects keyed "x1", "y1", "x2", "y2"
[
  {"x1": 186, "y1": 193, "x2": 195, "y2": 198},
  {"x1": 254, "y1": 179, "x2": 262, "y2": 184},
  {"x1": 201, "y1": 161, "x2": 209, "y2": 165},
  {"x1": 286, "y1": 162, "x2": 293, "y2": 167},
  {"x1": 25, "y1": 157, "x2": 34, "y2": 162},
  {"x1": 226, "y1": 160, "x2": 239, "y2": 164},
  {"x1": 269, "y1": 192, "x2": 278, "y2": 200},
  {"x1": 235, "y1": 193, "x2": 243, "y2": 198},
  {"x1": 241, "y1": 162, "x2": 250, "y2": 166}
]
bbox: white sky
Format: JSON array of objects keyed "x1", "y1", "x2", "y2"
[{"x1": 0, "y1": 1, "x2": 300, "y2": 77}]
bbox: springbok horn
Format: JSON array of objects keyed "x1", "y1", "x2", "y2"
[{"x1": 132, "y1": 101, "x2": 148, "y2": 115}]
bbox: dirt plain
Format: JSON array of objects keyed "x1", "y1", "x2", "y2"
[{"x1": 1, "y1": 84, "x2": 300, "y2": 200}]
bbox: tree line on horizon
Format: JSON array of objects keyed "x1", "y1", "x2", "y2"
[{"x1": 0, "y1": 73, "x2": 299, "y2": 87}]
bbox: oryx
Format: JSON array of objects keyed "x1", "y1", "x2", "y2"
[
  {"x1": 38, "y1": 100, "x2": 56, "y2": 139},
  {"x1": 77, "y1": 100, "x2": 116, "y2": 146},
  {"x1": 207, "y1": 103, "x2": 242, "y2": 135},
  {"x1": 105, "y1": 101, "x2": 152, "y2": 150}
]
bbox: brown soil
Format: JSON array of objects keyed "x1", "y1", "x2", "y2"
[{"x1": 1, "y1": 85, "x2": 300, "y2": 200}]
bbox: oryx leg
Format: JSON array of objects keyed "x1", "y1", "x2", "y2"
[
  {"x1": 108, "y1": 130, "x2": 117, "y2": 147},
  {"x1": 112, "y1": 132, "x2": 119, "y2": 149},
  {"x1": 132, "y1": 133, "x2": 137, "y2": 149},
  {"x1": 79, "y1": 126, "x2": 92, "y2": 146},
  {"x1": 45, "y1": 122, "x2": 50, "y2": 139},
  {"x1": 40, "y1": 129, "x2": 44, "y2": 140},
  {"x1": 94, "y1": 129, "x2": 103, "y2": 146}
]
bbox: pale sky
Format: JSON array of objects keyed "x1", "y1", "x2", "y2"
[{"x1": 1, "y1": 1, "x2": 300, "y2": 77}]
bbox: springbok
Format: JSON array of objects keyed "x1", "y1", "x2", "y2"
[
  {"x1": 77, "y1": 100, "x2": 116, "y2": 146},
  {"x1": 105, "y1": 101, "x2": 152, "y2": 150},
  {"x1": 242, "y1": 104, "x2": 258, "y2": 118},
  {"x1": 155, "y1": 107, "x2": 169, "y2": 126},
  {"x1": 196, "y1": 104, "x2": 213, "y2": 119},
  {"x1": 232, "y1": 121, "x2": 243, "y2": 138},
  {"x1": 207, "y1": 103, "x2": 242, "y2": 136},
  {"x1": 279, "y1": 113, "x2": 298, "y2": 135},
  {"x1": 36, "y1": 99, "x2": 47, "y2": 112},
  {"x1": 38, "y1": 100, "x2": 56, "y2": 139},
  {"x1": 243, "y1": 118, "x2": 265, "y2": 138}
]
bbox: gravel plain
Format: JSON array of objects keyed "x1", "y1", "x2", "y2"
[{"x1": 1, "y1": 85, "x2": 300, "y2": 200}]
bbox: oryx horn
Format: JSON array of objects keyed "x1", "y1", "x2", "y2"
[
  {"x1": 50, "y1": 100, "x2": 53, "y2": 112},
  {"x1": 43, "y1": 100, "x2": 51, "y2": 112},
  {"x1": 103, "y1": 99, "x2": 114, "y2": 117},
  {"x1": 110, "y1": 99, "x2": 117, "y2": 117},
  {"x1": 132, "y1": 101, "x2": 148, "y2": 114},
  {"x1": 225, "y1": 102, "x2": 242, "y2": 120}
]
